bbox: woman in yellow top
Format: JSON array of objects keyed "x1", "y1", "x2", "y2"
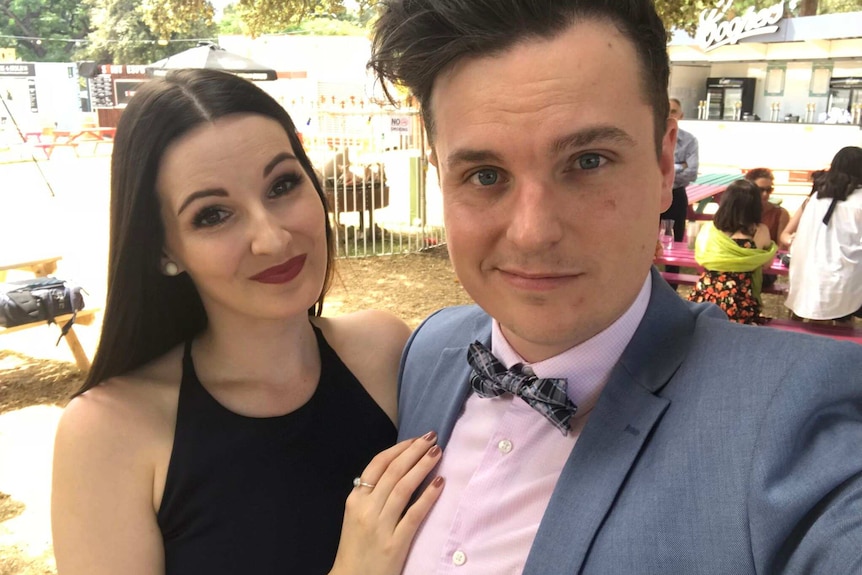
[{"x1": 687, "y1": 180, "x2": 777, "y2": 324}]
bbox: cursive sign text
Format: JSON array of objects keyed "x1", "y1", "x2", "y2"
[{"x1": 698, "y1": 0, "x2": 785, "y2": 52}]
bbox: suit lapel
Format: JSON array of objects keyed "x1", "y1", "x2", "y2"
[
  {"x1": 409, "y1": 346, "x2": 475, "y2": 449},
  {"x1": 400, "y1": 311, "x2": 492, "y2": 449},
  {"x1": 523, "y1": 270, "x2": 699, "y2": 574}
]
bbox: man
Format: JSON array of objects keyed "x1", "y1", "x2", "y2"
[
  {"x1": 660, "y1": 98, "x2": 699, "y2": 282},
  {"x1": 369, "y1": 1, "x2": 862, "y2": 573},
  {"x1": 662, "y1": 98, "x2": 700, "y2": 242}
]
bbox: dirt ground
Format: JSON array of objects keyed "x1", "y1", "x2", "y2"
[{"x1": 0, "y1": 248, "x2": 797, "y2": 574}]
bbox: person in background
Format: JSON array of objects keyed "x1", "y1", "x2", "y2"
[
  {"x1": 779, "y1": 195, "x2": 810, "y2": 249},
  {"x1": 686, "y1": 180, "x2": 777, "y2": 324},
  {"x1": 743, "y1": 167, "x2": 788, "y2": 291},
  {"x1": 659, "y1": 98, "x2": 699, "y2": 284},
  {"x1": 785, "y1": 145, "x2": 862, "y2": 325},
  {"x1": 744, "y1": 168, "x2": 789, "y2": 246},
  {"x1": 662, "y1": 98, "x2": 699, "y2": 243},
  {"x1": 369, "y1": 0, "x2": 862, "y2": 572},
  {"x1": 51, "y1": 69, "x2": 443, "y2": 575}
]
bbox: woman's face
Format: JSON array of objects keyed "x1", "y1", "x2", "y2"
[
  {"x1": 156, "y1": 113, "x2": 328, "y2": 325},
  {"x1": 754, "y1": 177, "x2": 774, "y2": 208}
]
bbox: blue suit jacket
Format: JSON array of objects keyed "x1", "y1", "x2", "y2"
[{"x1": 398, "y1": 269, "x2": 862, "y2": 574}]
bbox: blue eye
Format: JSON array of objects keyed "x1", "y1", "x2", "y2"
[
  {"x1": 577, "y1": 153, "x2": 605, "y2": 170},
  {"x1": 471, "y1": 169, "x2": 499, "y2": 186}
]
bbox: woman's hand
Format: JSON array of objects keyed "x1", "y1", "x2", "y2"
[{"x1": 328, "y1": 432, "x2": 444, "y2": 575}]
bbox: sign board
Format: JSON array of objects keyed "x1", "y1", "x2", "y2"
[
  {"x1": 0, "y1": 63, "x2": 35, "y2": 77},
  {"x1": 100, "y1": 64, "x2": 149, "y2": 76},
  {"x1": 389, "y1": 115, "x2": 412, "y2": 135},
  {"x1": 114, "y1": 79, "x2": 144, "y2": 106},
  {"x1": 697, "y1": 0, "x2": 785, "y2": 52},
  {"x1": 0, "y1": 48, "x2": 16, "y2": 63},
  {"x1": 28, "y1": 78, "x2": 38, "y2": 112}
]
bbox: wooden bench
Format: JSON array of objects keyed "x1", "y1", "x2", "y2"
[
  {"x1": 0, "y1": 307, "x2": 100, "y2": 371},
  {"x1": 32, "y1": 141, "x2": 80, "y2": 159},
  {"x1": 759, "y1": 318, "x2": 862, "y2": 345},
  {"x1": 1, "y1": 256, "x2": 99, "y2": 372},
  {"x1": 661, "y1": 272, "x2": 788, "y2": 296},
  {"x1": 0, "y1": 256, "x2": 62, "y2": 280}
]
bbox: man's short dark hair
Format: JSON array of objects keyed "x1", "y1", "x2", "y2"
[{"x1": 368, "y1": 0, "x2": 670, "y2": 154}]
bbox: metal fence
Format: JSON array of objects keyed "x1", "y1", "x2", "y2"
[{"x1": 301, "y1": 107, "x2": 446, "y2": 258}]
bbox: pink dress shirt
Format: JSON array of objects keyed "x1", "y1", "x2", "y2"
[{"x1": 401, "y1": 275, "x2": 652, "y2": 574}]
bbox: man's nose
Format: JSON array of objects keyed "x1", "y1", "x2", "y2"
[{"x1": 505, "y1": 180, "x2": 564, "y2": 250}]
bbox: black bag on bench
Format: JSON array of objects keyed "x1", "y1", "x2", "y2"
[{"x1": 0, "y1": 277, "x2": 86, "y2": 342}]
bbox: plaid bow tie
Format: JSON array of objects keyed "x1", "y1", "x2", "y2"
[{"x1": 467, "y1": 341, "x2": 577, "y2": 435}]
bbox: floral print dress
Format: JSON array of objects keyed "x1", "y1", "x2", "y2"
[{"x1": 687, "y1": 238, "x2": 761, "y2": 324}]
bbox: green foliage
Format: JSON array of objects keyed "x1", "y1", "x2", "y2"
[
  {"x1": 0, "y1": 0, "x2": 90, "y2": 61},
  {"x1": 233, "y1": 0, "x2": 374, "y2": 36},
  {"x1": 82, "y1": 0, "x2": 217, "y2": 64},
  {"x1": 819, "y1": 0, "x2": 862, "y2": 14},
  {"x1": 218, "y1": 3, "x2": 246, "y2": 35}
]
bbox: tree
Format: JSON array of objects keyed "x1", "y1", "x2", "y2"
[
  {"x1": 83, "y1": 0, "x2": 217, "y2": 64},
  {"x1": 0, "y1": 0, "x2": 90, "y2": 61},
  {"x1": 208, "y1": 0, "x2": 378, "y2": 37}
]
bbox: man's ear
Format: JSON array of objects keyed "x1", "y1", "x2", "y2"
[{"x1": 659, "y1": 118, "x2": 678, "y2": 212}]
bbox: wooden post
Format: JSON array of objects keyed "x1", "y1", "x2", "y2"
[{"x1": 63, "y1": 326, "x2": 91, "y2": 372}]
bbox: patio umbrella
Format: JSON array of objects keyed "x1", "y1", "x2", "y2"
[{"x1": 145, "y1": 42, "x2": 278, "y2": 81}]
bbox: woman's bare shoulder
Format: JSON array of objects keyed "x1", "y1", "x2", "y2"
[
  {"x1": 313, "y1": 311, "x2": 411, "y2": 422},
  {"x1": 56, "y1": 344, "x2": 184, "y2": 454}
]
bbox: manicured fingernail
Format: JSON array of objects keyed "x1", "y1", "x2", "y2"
[
  {"x1": 432, "y1": 476, "x2": 444, "y2": 487},
  {"x1": 428, "y1": 445, "x2": 441, "y2": 457},
  {"x1": 422, "y1": 431, "x2": 437, "y2": 441}
]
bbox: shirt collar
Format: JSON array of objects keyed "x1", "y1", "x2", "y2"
[{"x1": 491, "y1": 273, "x2": 652, "y2": 415}]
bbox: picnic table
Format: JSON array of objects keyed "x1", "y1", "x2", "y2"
[
  {"x1": 24, "y1": 127, "x2": 116, "y2": 159},
  {"x1": 0, "y1": 256, "x2": 98, "y2": 372},
  {"x1": 655, "y1": 242, "x2": 788, "y2": 276},
  {"x1": 655, "y1": 241, "x2": 789, "y2": 296},
  {"x1": 0, "y1": 256, "x2": 62, "y2": 280}
]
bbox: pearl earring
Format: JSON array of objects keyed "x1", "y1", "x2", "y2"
[{"x1": 163, "y1": 261, "x2": 179, "y2": 276}]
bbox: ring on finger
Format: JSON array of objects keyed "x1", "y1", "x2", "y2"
[{"x1": 353, "y1": 477, "x2": 376, "y2": 489}]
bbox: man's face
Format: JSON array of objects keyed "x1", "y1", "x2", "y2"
[
  {"x1": 429, "y1": 20, "x2": 676, "y2": 362},
  {"x1": 669, "y1": 100, "x2": 684, "y2": 120}
]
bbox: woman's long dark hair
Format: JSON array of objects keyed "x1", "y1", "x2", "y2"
[
  {"x1": 76, "y1": 69, "x2": 334, "y2": 396},
  {"x1": 713, "y1": 179, "x2": 763, "y2": 236},
  {"x1": 811, "y1": 146, "x2": 862, "y2": 202}
]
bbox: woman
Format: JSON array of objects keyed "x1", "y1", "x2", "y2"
[
  {"x1": 744, "y1": 167, "x2": 790, "y2": 248},
  {"x1": 785, "y1": 146, "x2": 862, "y2": 324},
  {"x1": 51, "y1": 70, "x2": 443, "y2": 575},
  {"x1": 687, "y1": 179, "x2": 777, "y2": 324}
]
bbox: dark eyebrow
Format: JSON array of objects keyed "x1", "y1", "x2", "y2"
[
  {"x1": 176, "y1": 151, "x2": 297, "y2": 215},
  {"x1": 446, "y1": 149, "x2": 504, "y2": 172},
  {"x1": 551, "y1": 126, "x2": 636, "y2": 153},
  {"x1": 263, "y1": 151, "x2": 297, "y2": 177},
  {"x1": 178, "y1": 188, "x2": 228, "y2": 215},
  {"x1": 445, "y1": 126, "x2": 636, "y2": 171}
]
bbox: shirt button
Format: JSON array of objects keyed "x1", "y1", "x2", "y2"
[
  {"x1": 521, "y1": 365, "x2": 535, "y2": 376},
  {"x1": 498, "y1": 439, "x2": 513, "y2": 453},
  {"x1": 452, "y1": 550, "x2": 467, "y2": 566}
]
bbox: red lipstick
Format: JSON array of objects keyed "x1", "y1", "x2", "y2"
[{"x1": 250, "y1": 254, "x2": 307, "y2": 284}]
